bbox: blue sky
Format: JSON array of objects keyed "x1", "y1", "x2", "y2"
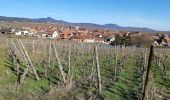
[{"x1": 0, "y1": 0, "x2": 170, "y2": 31}]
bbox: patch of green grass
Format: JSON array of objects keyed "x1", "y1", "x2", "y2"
[
  {"x1": 102, "y1": 55, "x2": 143, "y2": 100},
  {"x1": 0, "y1": 42, "x2": 17, "y2": 99},
  {"x1": 18, "y1": 78, "x2": 49, "y2": 97},
  {"x1": 0, "y1": 43, "x2": 7, "y2": 77}
]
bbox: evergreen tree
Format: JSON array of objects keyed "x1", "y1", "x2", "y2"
[{"x1": 111, "y1": 33, "x2": 132, "y2": 46}]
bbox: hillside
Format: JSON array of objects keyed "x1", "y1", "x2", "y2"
[{"x1": 0, "y1": 16, "x2": 155, "y2": 32}]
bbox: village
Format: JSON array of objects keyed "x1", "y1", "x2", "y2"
[
  {"x1": 0, "y1": 0, "x2": 170, "y2": 99},
  {"x1": 1, "y1": 22, "x2": 169, "y2": 47}
]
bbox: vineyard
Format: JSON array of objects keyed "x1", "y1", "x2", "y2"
[{"x1": 1, "y1": 37, "x2": 170, "y2": 100}]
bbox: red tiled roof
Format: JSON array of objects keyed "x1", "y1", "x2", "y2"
[{"x1": 47, "y1": 30, "x2": 54, "y2": 35}]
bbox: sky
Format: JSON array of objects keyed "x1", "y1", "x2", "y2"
[{"x1": 0, "y1": 0, "x2": 170, "y2": 31}]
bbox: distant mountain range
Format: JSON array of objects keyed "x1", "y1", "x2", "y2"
[{"x1": 0, "y1": 16, "x2": 156, "y2": 32}]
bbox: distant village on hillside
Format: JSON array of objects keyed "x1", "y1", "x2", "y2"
[{"x1": 0, "y1": 21, "x2": 170, "y2": 47}]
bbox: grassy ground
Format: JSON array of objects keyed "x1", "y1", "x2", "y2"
[
  {"x1": 0, "y1": 40, "x2": 17, "y2": 100},
  {"x1": 1, "y1": 37, "x2": 170, "y2": 99},
  {"x1": 0, "y1": 38, "x2": 57, "y2": 100},
  {"x1": 0, "y1": 41, "x2": 7, "y2": 99},
  {"x1": 0, "y1": 41, "x2": 8, "y2": 94}
]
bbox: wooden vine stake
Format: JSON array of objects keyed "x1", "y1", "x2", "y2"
[
  {"x1": 68, "y1": 43, "x2": 71, "y2": 76},
  {"x1": 11, "y1": 40, "x2": 21, "y2": 82},
  {"x1": 52, "y1": 43, "x2": 66, "y2": 84},
  {"x1": 142, "y1": 45, "x2": 154, "y2": 100},
  {"x1": 19, "y1": 39, "x2": 40, "y2": 83},
  {"x1": 32, "y1": 40, "x2": 35, "y2": 53},
  {"x1": 94, "y1": 46, "x2": 102, "y2": 93},
  {"x1": 17, "y1": 40, "x2": 29, "y2": 84},
  {"x1": 115, "y1": 48, "x2": 118, "y2": 81},
  {"x1": 48, "y1": 42, "x2": 51, "y2": 68}
]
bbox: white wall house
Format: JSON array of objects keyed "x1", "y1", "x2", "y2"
[
  {"x1": 152, "y1": 40, "x2": 168, "y2": 46},
  {"x1": 34, "y1": 32, "x2": 47, "y2": 38},
  {"x1": 110, "y1": 35, "x2": 116, "y2": 42},
  {"x1": 11, "y1": 29, "x2": 15, "y2": 33},
  {"x1": 152, "y1": 41, "x2": 159, "y2": 46},
  {"x1": 15, "y1": 30, "x2": 30, "y2": 36},
  {"x1": 42, "y1": 33, "x2": 47, "y2": 38},
  {"x1": 48, "y1": 31, "x2": 60, "y2": 39},
  {"x1": 84, "y1": 39, "x2": 95, "y2": 43},
  {"x1": 52, "y1": 31, "x2": 59, "y2": 38},
  {"x1": 28, "y1": 32, "x2": 36, "y2": 36}
]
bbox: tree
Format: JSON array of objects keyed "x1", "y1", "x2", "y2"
[{"x1": 110, "y1": 33, "x2": 132, "y2": 46}]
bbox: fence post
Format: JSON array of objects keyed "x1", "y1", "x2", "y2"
[{"x1": 142, "y1": 45, "x2": 154, "y2": 100}]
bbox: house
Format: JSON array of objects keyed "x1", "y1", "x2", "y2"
[
  {"x1": 84, "y1": 38, "x2": 95, "y2": 43},
  {"x1": 99, "y1": 34, "x2": 103, "y2": 38},
  {"x1": 103, "y1": 34, "x2": 115, "y2": 42},
  {"x1": 15, "y1": 29, "x2": 30, "y2": 36},
  {"x1": 95, "y1": 37, "x2": 105, "y2": 43},
  {"x1": 83, "y1": 35, "x2": 95, "y2": 43},
  {"x1": 34, "y1": 32, "x2": 47, "y2": 38},
  {"x1": 75, "y1": 25, "x2": 80, "y2": 31},
  {"x1": 152, "y1": 41, "x2": 159, "y2": 46},
  {"x1": 28, "y1": 28, "x2": 38, "y2": 35},
  {"x1": 70, "y1": 34, "x2": 85, "y2": 42},
  {"x1": 164, "y1": 34, "x2": 169, "y2": 40},
  {"x1": 0, "y1": 28, "x2": 12, "y2": 34},
  {"x1": 153, "y1": 34, "x2": 168, "y2": 46},
  {"x1": 167, "y1": 39, "x2": 170, "y2": 46},
  {"x1": 47, "y1": 30, "x2": 59, "y2": 39},
  {"x1": 70, "y1": 32, "x2": 87, "y2": 42},
  {"x1": 153, "y1": 40, "x2": 168, "y2": 46},
  {"x1": 60, "y1": 29, "x2": 73, "y2": 39},
  {"x1": 78, "y1": 28, "x2": 88, "y2": 33},
  {"x1": 88, "y1": 32, "x2": 105, "y2": 43}
]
